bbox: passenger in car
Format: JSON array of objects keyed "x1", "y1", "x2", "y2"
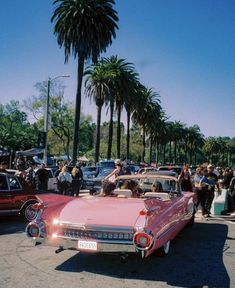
[
  {"x1": 0, "y1": 161, "x2": 8, "y2": 173},
  {"x1": 0, "y1": 175, "x2": 8, "y2": 190},
  {"x1": 101, "y1": 180, "x2": 117, "y2": 197},
  {"x1": 151, "y1": 182, "x2": 163, "y2": 192},
  {"x1": 121, "y1": 180, "x2": 142, "y2": 198}
]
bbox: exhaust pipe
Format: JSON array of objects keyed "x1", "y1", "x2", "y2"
[{"x1": 55, "y1": 246, "x2": 64, "y2": 254}]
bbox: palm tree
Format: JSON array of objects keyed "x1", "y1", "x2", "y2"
[
  {"x1": 85, "y1": 61, "x2": 116, "y2": 162},
  {"x1": 170, "y1": 121, "x2": 185, "y2": 164},
  {"x1": 124, "y1": 80, "x2": 142, "y2": 160},
  {"x1": 111, "y1": 57, "x2": 137, "y2": 159},
  {"x1": 97, "y1": 56, "x2": 137, "y2": 159},
  {"x1": 132, "y1": 87, "x2": 161, "y2": 163},
  {"x1": 51, "y1": 0, "x2": 118, "y2": 164}
]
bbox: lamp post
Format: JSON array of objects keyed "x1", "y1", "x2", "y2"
[{"x1": 43, "y1": 75, "x2": 70, "y2": 165}]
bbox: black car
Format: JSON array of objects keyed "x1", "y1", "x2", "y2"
[
  {"x1": 83, "y1": 168, "x2": 114, "y2": 193},
  {"x1": 81, "y1": 166, "x2": 97, "y2": 179}
]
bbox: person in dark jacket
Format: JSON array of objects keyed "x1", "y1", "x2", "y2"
[
  {"x1": 35, "y1": 163, "x2": 49, "y2": 192},
  {"x1": 71, "y1": 163, "x2": 83, "y2": 196}
]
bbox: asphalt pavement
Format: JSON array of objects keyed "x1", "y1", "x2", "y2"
[{"x1": 0, "y1": 214, "x2": 235, "y2": 288}]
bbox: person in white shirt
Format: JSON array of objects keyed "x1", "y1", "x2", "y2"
[{"x1": 57, "y1": 165, "x2": 72, "y2": 195}]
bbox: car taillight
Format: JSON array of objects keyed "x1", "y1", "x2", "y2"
[
  {"x1": 32, "y1": 203, "x2": 45, "y2": 211},
  {"x1": 26, "y1": 223, "x2": 40, "y2": 238},
  {"x1": 134, "y1": 232, "x2": 153, "y2": 250}
]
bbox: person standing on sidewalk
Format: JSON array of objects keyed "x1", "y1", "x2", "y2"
[
  {"x1": 193, "y1": 166, "x2": 206, "y2": 211},
  {"x1": 71, "y1": 163, "x2": 83, "y2": 197},
  {"x1": 178, "y1": 164, "x2": 192, "y2": 191},
  {"x1": 203, "y1": 164, "x2": 219, "y2": 218},
  {"x1": 228, "y1": 170, "x2": 235, "y2": 216},
  {"x1": 35, "y1": 163, "x2": 50, "y2": 192},
  {"x1": 57, "y1": 165, "x2": 72, "y2": 195}
]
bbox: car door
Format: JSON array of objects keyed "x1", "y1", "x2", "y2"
[
  {"x1": 0, "y1": 174, "x2": 13, "y2": 210},
  {"x1": 6, "y1": 175, "x2": 26, "y2": 210},
  {"x1": 162, "y1": 179, "x2": 185, "y2": 227}
]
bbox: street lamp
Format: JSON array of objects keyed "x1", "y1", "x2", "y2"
[{"x1": 43, "y1": 75, "x2": 70, "y2": 165}]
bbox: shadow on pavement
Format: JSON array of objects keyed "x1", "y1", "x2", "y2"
[
  {"x1": 0, "y1": 215, "x2": 26, "y2": 235},
  {"x1": 56, "y1": 222, "x2": 230, "y2": 288}
]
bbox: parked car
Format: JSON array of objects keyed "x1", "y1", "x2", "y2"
[
  {"x1": 0, "y1": 172, "x2": 39, "y2": 221},
  {"x1": 26, "y1": 174, "x2": 197, "y2": 260},
  {"x1": 83, "y1": 168, "x2": 114, "y2": 193},
  {"x1": 129, "y1": 164, "x2": 140, "y2": 174},
  {"x1": 81, "y1": 166, "x2": 97, "y2": 179},
  {"x1": 98, "y1": 159, "x2": 115, "y2": 169},
  {"x1": 157, "y1": 165, "x2": 183, "y2": 177},
  {"x1": 146, "y1": 170, "x2": 179, "y2": 178},
  {"x1": 6, "y1": 169, "x2": 18, "y2": 175},
  {"x1": 138, "y1": 167, "x2": 159, "y2": 174},
  {"x1": 34, "y1": 167, "x2": 57, "y2": 192}
]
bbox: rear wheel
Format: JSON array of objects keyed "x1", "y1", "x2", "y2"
[
  {"x1": 21, "y1": 202, "x2": 38, "y2": 222},
  {"x1": 187, "y1": 208, "x2": 196, "y2": 227},
  {"x1": 156, "y1": 240, "x2": 170, "y2": 257}
]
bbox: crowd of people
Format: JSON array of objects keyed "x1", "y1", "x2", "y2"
[
  {"x1": 1, "y1": 157, "x2": 235, "y2": 216},
  {"x1": 179, "y1": 164, "x2": 235, "y2": 218},
  {"x1": 101, "y1": 161, "x2": 235, "y2": 217},
  {"x1": 0, "y1": 158, "x2": 84, "y2": 197}
]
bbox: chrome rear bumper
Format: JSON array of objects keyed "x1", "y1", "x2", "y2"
[{"x1": 34, "y1": 237, "x2": 136, "y2": 253}]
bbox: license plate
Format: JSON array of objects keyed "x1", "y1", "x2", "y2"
[{"x1": 78, "y1": 240, "x2": 97, "y2": 251}]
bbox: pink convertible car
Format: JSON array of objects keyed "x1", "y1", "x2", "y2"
[{"x1": 26, "y1": 174, "x2": 197, "y2": 259}]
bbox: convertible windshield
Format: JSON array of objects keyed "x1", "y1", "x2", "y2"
[{"x1": 116, "y1": 176, "x2": 179, "y2": 194}]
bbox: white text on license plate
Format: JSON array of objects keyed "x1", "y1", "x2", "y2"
[{"x1": 78, "y1": 240, "x2": 97, "y2": 251}]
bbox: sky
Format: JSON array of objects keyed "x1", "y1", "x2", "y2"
[{"x1": 0, "y1": 0, "x2": 235, "y2": 138}]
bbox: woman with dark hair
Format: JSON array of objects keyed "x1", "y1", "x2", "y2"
[
  {"x1": 71, "y1": 163, "x2": 83, "y2": 197},
  {"x1": 178, "y1": 164, "x2": 192, "y2": 192}
]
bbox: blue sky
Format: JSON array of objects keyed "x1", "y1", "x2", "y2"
[{"x1": 0, "y1": 0, "x2": 235, "y2": 138}]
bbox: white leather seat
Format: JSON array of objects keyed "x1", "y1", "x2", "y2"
[
  {"x1": 144, "y1": 192, "x2": 170, "y2": 201},
  {"x1": 114, "y1": 189, "x2": 132, "y2": 198}
]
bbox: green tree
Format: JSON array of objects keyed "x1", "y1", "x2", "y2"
[
  {"x1": 24, "y1": 80, "x2": 74, "y2": 159},
  {"x1": 97, "y1": 56, "x2": 137, "y2": 160},
  {"x1": 85, "y1": 60, "x2": 116, "y2": 162},
  {"x1": 51, "y1": 0, "x2": 118, "y2": 164},
  {"x1": 0, "y1": 101, "x2": 37, "y2": 151},
  {"x1": 132, "y1": 87, "x2": 161, "y2": 163}
]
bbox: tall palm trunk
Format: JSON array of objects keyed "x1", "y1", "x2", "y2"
[
  {"x1": 107, "y1": 99, "x2": 114, "y2": 159},
  {"x1": 126, "y1": 108, "x2": 131, "y2": 160},
  {"x1": 116, "y1": 105, "x2": 121, "y2": 159},
  {"x1": 141, "y1": 125, "x2": 146, "y2": 163},
  {"x1": 72, "y1": 56, "x2": 84, "y2": 165},
  {"x1": 169, "y1": 140, "x2": 172, "y2": 164},
  {"x1": 174, "y1": 140, "x2": 177, "y2": 164},
  {"x1": 95, "y1": 105, "x2": 102, "y2": 163},
  {"x1": 155, "y1": 142, "x2": 159, "y2": 164},
  {"x1": 163, "y1": 143, "x2": 166, "y2": 165},
  {"x1": 149, "y1": 137, "x2": 153, "y2": 164}
]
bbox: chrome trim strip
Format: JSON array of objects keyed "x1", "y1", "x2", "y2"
[
  {"x1": 156, "y1": 222, "x2": 178, "y2": 240},
  {"x1": 0, "y1": 209, "x2": 20, "y2": 214},
  {"x1": 57, "y1": 222, "x2": 134, "y2": 233}
]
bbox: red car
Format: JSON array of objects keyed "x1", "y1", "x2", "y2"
[
  {"x1": 26, "y1": 174, "x2": 197, "y2": 259},
  {"x1": 0, "y1": 172, "x2": 39, "y2": 221}
]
